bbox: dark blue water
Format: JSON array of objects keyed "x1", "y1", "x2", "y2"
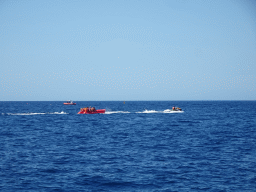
[{"x1": 1, "y1": 101, "x2": 256, "y2": 191}]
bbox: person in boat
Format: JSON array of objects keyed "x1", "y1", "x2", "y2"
[
  {"x1": 172, "y1": 106, "x2": 176, "y2": 111},
  {"x1": 80, "y1": 107, "x2": 87, "y2": 113},
  {"x1": 91, "y1": 107, "x2": 96, "y2": 112}
]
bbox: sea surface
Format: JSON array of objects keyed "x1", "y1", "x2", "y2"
[{"x1": 0, "y1": 101, "x2": 256, "y2": 191}]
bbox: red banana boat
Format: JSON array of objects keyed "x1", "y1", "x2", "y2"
[{"x1": 78, "y1": 108, "x2": 105, "y2": 114}]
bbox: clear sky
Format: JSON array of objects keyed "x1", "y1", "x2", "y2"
[{"x1": 1, "y1": 0, "x2": 255, "y2": 101}]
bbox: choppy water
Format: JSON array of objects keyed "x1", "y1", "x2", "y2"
[{"x1": 1, "y1": 101, "x2": 256, "y2": 191}]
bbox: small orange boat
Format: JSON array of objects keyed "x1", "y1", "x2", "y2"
[
  {"x1": 64, "y1": 100, "x2": 76, "y2": 105},
  {"x1": 78, "y1": 107, "x2": 105, "y2": 114}
]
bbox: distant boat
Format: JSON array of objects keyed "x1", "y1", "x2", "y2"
[{"x1": 63, "y1": 100, "x2": 76, "y2": 105}]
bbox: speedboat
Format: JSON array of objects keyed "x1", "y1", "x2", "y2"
[
  {"x1": 64, "y1": 100, "x2": 76, "y2": 105},
  {"x1": 164, "y1": 109, "x2": 183, "y2": 113},
  {"x1": 78, "y1": 108, "x2": 105, "y2": 114},
  {"x1": 171, "y1": 107, "x2": 182, "y2": 111}
]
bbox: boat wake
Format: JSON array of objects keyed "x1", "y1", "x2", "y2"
[
  {"x1": 6, "y1": 111, "x2": 68, "y2": 116},
  {"x1": 105, "y1": 111, "x2": 130, "y2": 114},
  {"x1": 106, "y1": 109, "x2": 184, "y2": 114},
  {"x1": 3, "y1": 110, "x2": 183, "y2": 116},
  {"x1": 137, "y1": 110, "x2": 159, "y2": 113},
  {"x1": 137, "y1": 109, "x2": 184, "y2": 113}
]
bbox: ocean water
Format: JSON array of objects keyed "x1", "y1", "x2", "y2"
[{"x1": 0, "y1": 101, "x2": 256, "y2": 191}]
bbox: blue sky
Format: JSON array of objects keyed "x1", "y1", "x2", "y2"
[{"x1": 1, "y1": 0, "x2": 255, "y2": 101}]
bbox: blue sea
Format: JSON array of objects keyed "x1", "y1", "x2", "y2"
[{"x1": 1, "y1": 101, "x2": 256, "y2": 191}]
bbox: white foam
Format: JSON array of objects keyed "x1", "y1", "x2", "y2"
[
  {"x1": 105, "y1": 111, "x2": 130, "y2": 114},
  {"x1": 7, "y1": 111, "x2": 68, "y2": 115},
  {"x1": 50, "y1": 111, "x2": 68, "y2": 114},
  {"x1": 8, "y1": 113, "x2": 45, "y2": 115},
  {"x1": 137, "y1": 110, "x2": 159, "y2": 113}
]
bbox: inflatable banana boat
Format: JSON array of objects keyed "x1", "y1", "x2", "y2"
[{"x1": 78, "y1": 108, "x2": 105, "y2": 114}]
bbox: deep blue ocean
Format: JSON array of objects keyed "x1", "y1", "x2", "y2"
[{"x1": 1, "y1": 101, "x2": 256, "y2": 191}]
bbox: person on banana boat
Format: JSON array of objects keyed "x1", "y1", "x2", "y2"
[
  {"x1": 87, "y1": 107, "x2": 96, "y2": 112},
  {"x1": 80, "y1": 107, "x2": 89, "y2": 113},
  {"x1": 79, "y1": 107, "x2": 97, "y2": 113},
  {"x1": 91, "y1": 107, "x2": 96, "y2": 112}
]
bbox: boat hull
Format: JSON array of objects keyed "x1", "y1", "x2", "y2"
[
  {"x1": 64, "y1": 103, "x2": 76, "y2": 105},
  {"x1": 78, "y1": 109, "x2": 106, "y2": 114}
]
